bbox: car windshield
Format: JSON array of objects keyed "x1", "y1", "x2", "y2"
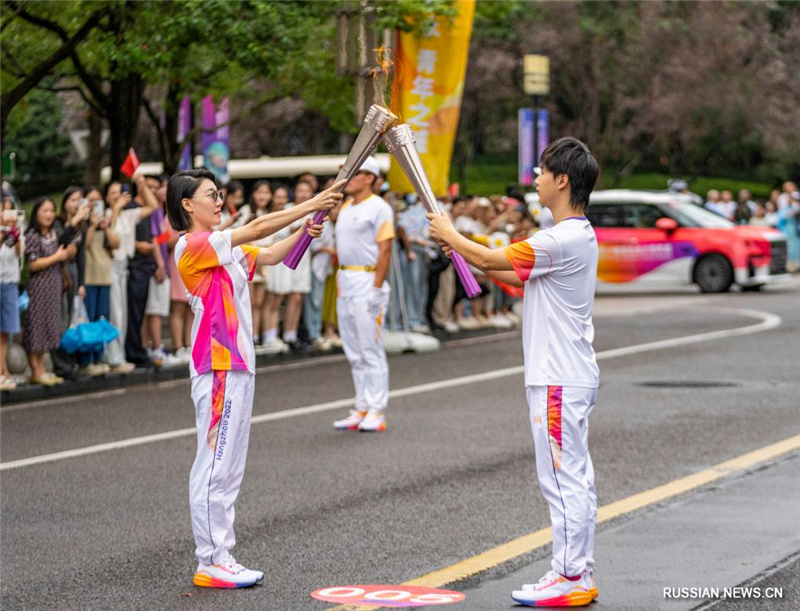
[{"x1": 659, "y1": 200, "x2": 735, "y2": 228}]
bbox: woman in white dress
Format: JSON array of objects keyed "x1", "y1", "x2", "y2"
[{"x1": 234, "y1": 181, "x2": 272, "y2": 344}]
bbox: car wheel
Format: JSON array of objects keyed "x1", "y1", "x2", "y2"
[{"x1": 694, "y1": 254, "x2": 734, "y2": 293}]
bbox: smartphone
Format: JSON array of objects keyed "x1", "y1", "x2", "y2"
[
  {"x1": 16, "y1": 210, "x2": 25, "y2": 224},
  {"x1": 2, "y1": 209, "x2": 16, "y2": 223},
  {"x1": 120, "y1": 184, "x2": 130, "y2": 194},
  {"x1": 93, "y1": 200, "x2": 105, "y2": 218},
  {"x1": 79, "y1": 198, "x2": 90, "y2": 209}
]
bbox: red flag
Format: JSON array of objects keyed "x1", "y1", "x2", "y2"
[
  {"x1": 120, "y1": 148, "x2": 140, "y2": 178},
  {"x1": 490, "y1": 276, "x2": 525, "y2": 299}
]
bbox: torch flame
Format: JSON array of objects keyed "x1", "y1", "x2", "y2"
[{"x1": 369, "y1": 45, "x2": 395, "y2": 111}]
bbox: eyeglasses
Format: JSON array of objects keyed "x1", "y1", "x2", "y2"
[{"x1": 190, "y1": 189, "x2": 223, "y2": 202}]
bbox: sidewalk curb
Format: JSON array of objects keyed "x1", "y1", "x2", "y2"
[{"x1": 0, "y1": 326, "x2": 512, "y2": 407}]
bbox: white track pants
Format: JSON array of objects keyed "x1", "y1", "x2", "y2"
[
  {"x1": 337, "y1": 290, "x2": 389, "y2": 412},
  {"x1": 189, "y1": 370, "x2": 255, "y2": 565},
  {"x1": 106, "y1": 259, "x2": 128, "y2": 366},
  {"x1": 526, "y1": 385, "x2": 597, "y2": 577}
]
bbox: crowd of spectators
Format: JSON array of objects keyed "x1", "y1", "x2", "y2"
[
  {"x1": 0, "y1": 173, "x2": 538, "y2": 391},
  {"x1": 703, "y1": 182, "x2": 800, "y2": 271}
]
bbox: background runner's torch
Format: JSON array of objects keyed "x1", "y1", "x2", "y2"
[
  {"x1": 383, "y1": 124, "x2": 482, "y2": 298},
  {"x1": 283, "y1": 104, "x2": 398, "y2": 269}
]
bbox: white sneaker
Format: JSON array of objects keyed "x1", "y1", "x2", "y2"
[
  {"x1": 334, "y1": 410, "x2": 367, "y2": 430},
  {"x1": 109, "y1": 362, "x2": 135, "y2": 374},
  {"x1": 146, "y1": 345, "x2": 163, "y2": 367},
  {"x1": 161, "y1": 352, "x2": 184, "y2": 367},
  {"x1": 261, "y1": 337, "x2": 290, "y2": 355},
  {"x1": 443, "y1": 321, "x2": 460, "y2": 334},
  {"x1": 357, "y1": 409, "x2": 386, "y2": 432},
  {"x1": 175, "y1": 346, "x2": 192, "y2": 363},
  {"x1": 489, "y1": 314, "x2": 513, "y2": 329},
  {"x1": 586, "y1": 569, "x2": 598, "y2": 599},
  {"x1": 457, "y1": 317, "x2": 480, "y2": 330},
  {"x1": 193, "y1": 557, "x2": 264, "y2": 588},
  {"x1": 312, "y1": 337, "x2": 332, "y2": 352},
  {"x1": 411, "y1": 324, "x2": 430, "y2": 334},
  {"x1": 513, "y1": 570, "x2": 593, "y2": 607}
]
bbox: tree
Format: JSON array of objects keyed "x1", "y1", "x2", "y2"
[{"x1": 1, "y1": 0, "x2": 455, "y2": 182}]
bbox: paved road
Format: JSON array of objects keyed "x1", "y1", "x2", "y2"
[{"x1": 1, "y1": 282, "x2": 798, "y2": 610}]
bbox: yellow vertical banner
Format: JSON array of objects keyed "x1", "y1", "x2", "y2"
[{"x1": 389, "y1": 0, "x2": 475, "y2": 197}]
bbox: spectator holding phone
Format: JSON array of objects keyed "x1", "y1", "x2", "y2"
[
  {"x1": 23, "y1": 197, "x2": 77, "y2": 386},
  {"x1": 1, "y1": 196, "x2": 23, "y2": 390},
  {"x1": 78, "y1": 186, "x2": 120, "y2": 374},
  {"x1": 106, "y1": 176, "x2": 160, "y2": 372}
]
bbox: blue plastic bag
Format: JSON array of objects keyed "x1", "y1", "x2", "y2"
[{"x1": 59, "y1": 297, "x2": 119, "y2": 354}]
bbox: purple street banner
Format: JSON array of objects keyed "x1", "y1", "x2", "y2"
[
  {"x1": 518, "y1": 108, "x2": 534, "y2": 186},
  {"x1": 537, "y1": 109, "x2": 549, "y2": 163},
  {"x1": 178, "y1": 96, "x2": 192, "y2": 171},
  {"x1": 201, "y1": 96, "x2": 230, "y2": 184}
]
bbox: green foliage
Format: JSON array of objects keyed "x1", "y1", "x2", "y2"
[
  {"x1": 451, "y1": 156, "x2": 773, "y2": 199},
  {"x1": 3, "y1": 87, "x2": 72, "y2": 177}
]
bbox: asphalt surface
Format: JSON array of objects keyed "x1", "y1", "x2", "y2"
[{"x1": 1, "y1": 281, "x2": 799, "y2": 610}]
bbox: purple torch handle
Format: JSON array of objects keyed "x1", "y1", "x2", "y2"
[
  {"x1": 283, "y1": 209, "x2": 327, "y2": 270},
  {"x1": 450, "y1": 251, "x2": 482, "y2": 298}
]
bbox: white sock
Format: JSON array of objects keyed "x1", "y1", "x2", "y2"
[
  {"x1": 283, "y1": 329, "x2": 297, "y2": 343},
  {"x1": 264, "y1": 328, "x2": 277, "y2": 344}
]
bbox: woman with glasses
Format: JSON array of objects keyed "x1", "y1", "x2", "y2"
[{"x1": 166, "y1": 169, "x2": 343, "y2": 588}]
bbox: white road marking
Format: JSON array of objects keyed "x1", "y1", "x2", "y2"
[{"x1": 0, "y1": 307, "x2": 781, "y2": 472}]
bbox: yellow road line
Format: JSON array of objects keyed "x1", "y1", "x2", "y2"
[{"x1": 329, "y1": 433, "x2": 800, "y2": 610}]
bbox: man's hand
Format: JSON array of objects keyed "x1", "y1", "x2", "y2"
[
  {"x1": 307, "y1": 180, "x2": 346, "y2": 212},
  {"x1": 367, "y1": 286, "x2": 385, "y2": 318},
  {"x1": 427, "y1": 212, "x2": 456, "y2": 244},
  {"x1": 155, "y1": 265, "x2": 166, "y2": 283}
]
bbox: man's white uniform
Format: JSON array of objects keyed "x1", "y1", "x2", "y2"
[
  {"x1": 504, "y1": 217, "x2": 600, "y2": 579},
  {"x1": 336, "y1": 194, "x2": 395, "y2": 417}
]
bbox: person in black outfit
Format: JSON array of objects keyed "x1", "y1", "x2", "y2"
[{"x1": 125, "y1": 176, "x2": 161, "y2": 367}]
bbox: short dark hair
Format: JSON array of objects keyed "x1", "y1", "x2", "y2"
[
  {"x1": 166, "y1": 169, "x2": 217, "y2": 231},
  {"x1": 539, "y1": 137, "x2": 599, "y2": 211}
]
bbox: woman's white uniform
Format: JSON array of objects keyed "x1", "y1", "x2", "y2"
[
  {"x1": 175, "y1": 230, "x2": 260, "y2": 566},
  {"x1": 335, "y1": 195, "x2": 395, "y2": 413},
  {"x1": 504, "y1": 217, "x2": 600, "y2": 578}
]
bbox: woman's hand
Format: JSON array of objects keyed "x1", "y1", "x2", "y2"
[
  {"x1": 78, "y1": 285, "x2": 86, "y2": 299},
  {"x1": 114, "y1": 191, "x2": 132, "y2": 212},
  {"x1": 89, "y1": 212, "x2": 101, "y2": 228},
  {"x1": 72, "y1": 205, "x2": 90, "y2": 226},
  {"x1": 54, "y1": 244, "x2": 77, "y2": 263},
  {"x1": 427, "y1": 212, "x2": 456, "y2": 244},
  {"x1": 306, "y1": 217, "x2": 327, "y2": 239},
  {"x1": 306, "y1": 180, "x2": 346, "y2": 212}
]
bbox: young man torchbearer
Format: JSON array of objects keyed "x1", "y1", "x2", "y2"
[{"x1": 428, "y1": 137, "x2": 601, "y2": 607}]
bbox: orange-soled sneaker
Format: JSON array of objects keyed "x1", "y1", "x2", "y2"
[
  {"x1": 333, "y1": 409, "x2": 367, "y2": 430},
  {"x1": 586, "y1": 569, "x2": 598, "y2": 600},
  {"x1": 512, "y1": 570, "x2": 593, "y2": 606},
  {"x1": 357, "y1": 409, "x2": 386, "y2": 432},
  {"x1": 193, "y1": 557, "x2": 264, "y2": 588}
]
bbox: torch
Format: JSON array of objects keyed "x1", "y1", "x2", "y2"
[
  {"x1": 283, "y1": 104, "x2": 398, "y2": 269},
  {"x1": 383, "y1": 124, "x2": 482, "y2": 298}
]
